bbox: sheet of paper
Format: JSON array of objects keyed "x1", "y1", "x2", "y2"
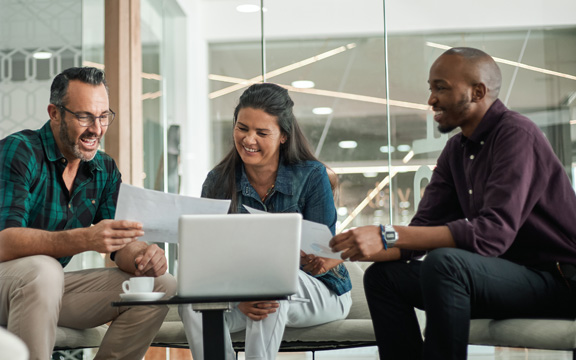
[
  {"x1": 243, "y1": 205, "x2": 343, "y2": 259},
  {"x1": 115, "y1": 184, "x2": 231, "y2": 244}
]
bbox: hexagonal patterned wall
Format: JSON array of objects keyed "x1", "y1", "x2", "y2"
[{"x1": 1, "y1": 0, "x2": 82, "y2": 138}]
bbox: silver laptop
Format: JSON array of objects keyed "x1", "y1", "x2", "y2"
[{"x1": 177, "y1": 213, "x2": 302, "y2": 301}]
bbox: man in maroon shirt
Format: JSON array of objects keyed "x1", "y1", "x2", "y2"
[{"x1": 330, "y1": 47, "x2": 576, "y2": 360}]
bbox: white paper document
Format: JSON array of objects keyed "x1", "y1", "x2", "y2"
[
  {"x1": 115, "y1": 184, "x2": 231, "y2": 244},
  {"x1": 243, "y1": 205, "x2": 343, "y2": 259}
]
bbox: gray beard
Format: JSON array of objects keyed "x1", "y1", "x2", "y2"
[{"x1": 59, "y1": 119, "x2": 97, "y2": 162}]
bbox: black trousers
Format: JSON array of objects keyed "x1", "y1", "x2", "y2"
[{"x1": 363, "y1": 248, "x2": 576, "y2": 360}]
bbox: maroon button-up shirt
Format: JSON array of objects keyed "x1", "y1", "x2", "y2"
[{"x1": 406, "y1": 99, "x2": 576, "y2": 266}]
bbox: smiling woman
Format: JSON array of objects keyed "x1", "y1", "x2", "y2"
[
  {"x1": 233, "y1": 107, "x2": 286, "y2": 192},
  {"x1": 178, "y1": 82, "x2": 353, "y2": 360}
]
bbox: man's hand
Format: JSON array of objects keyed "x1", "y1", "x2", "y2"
[
  {"x1": 84, "y1": 220, "x2": 143, "y2": 253},
  {"x1": 114, "y1": 241, "x2": 167, "y2": 277},
  {"x1": 329, "y1": 225, "x2": 383, "y2": 261},
  {"x1": 300, "y1": 251, "x2": 342, "y2": 275},
  {"x1": 237, "y1": 301, "x2": 279, "y2": 321},
  {"x1": 134, "y1": 244, "x2": 167, "y2": 277}
]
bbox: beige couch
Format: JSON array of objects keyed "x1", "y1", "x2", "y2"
[{"x1": 54, "y1": 262, "x2": 576, "y2": 358}]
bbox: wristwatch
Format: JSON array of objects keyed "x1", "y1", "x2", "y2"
[{"x1": 380, "y1": 224, "x2": 398, "y2": 249}]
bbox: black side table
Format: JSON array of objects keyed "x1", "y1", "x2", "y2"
[{"x1": 113, "y1": 295, "x2": 288, "y2": 360}]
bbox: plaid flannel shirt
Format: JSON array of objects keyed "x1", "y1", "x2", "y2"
[{"x1": 0, "y1": 121, "x2": 121, "y2": 267}]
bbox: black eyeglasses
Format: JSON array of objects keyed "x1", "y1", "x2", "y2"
[{"x1": 60, "y1": 105, "x2": 116, "y2": 127}]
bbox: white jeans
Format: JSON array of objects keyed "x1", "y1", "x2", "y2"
[{"x1": 178, "y1": 270, "x2": 352, "y2": 360}]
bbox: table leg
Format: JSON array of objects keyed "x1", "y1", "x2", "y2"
[{"x1": 202, "y1": 310, "x2": 227, "y2": 360}]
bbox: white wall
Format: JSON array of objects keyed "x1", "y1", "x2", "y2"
[{"x1": 201, "y1": 0, "x2": 576, "y2": 42}]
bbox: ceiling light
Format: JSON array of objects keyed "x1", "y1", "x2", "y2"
[
  {"x1": 397, "y1": 144, "x2": 411, "y2": 152},
  {"x1": 363, "y1": 172, "x2": 378, "y2": 178},
  {"x1": 236, "y1": 4, "x2": 260, "y2": 13},
  {"x1": 313, "y1": 107, "x2": 333, "y2": 115},
  {"x1": 338, "y1": 140, "x2": 357, "y2": 149},
  {"x1": 291, "y1": 80, "x2": 315, "y2": 89},
  {"x1": 33, "y1": 52, "x2": 52, "y2": 59},
  {"x1": 337, "y1": 207, "x2": 348, "y2": 216},
  {"x1": 379, "y1": 145, "x2": 395, "y2": 153}
]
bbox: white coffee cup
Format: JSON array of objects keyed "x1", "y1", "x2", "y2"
[{"x1": 122, "y1": 277, "x2": 154, "y2": 294}]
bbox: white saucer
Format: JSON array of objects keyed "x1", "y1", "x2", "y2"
[{"x1": 120, "y1": 292, "x2": 166, "y2": 301}]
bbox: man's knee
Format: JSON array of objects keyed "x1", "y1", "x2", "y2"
[
  {"x1": 0, "y1": 255, "x2": 64, "y2": 321},
  {"x1": 154, "y1": 272, "x2": 177, "y2": 297},
  {"x1": 421, "y1": 248, "x2": 471, "y2": 284},
  {"x1": 363, "y1": 262, "x2": 388, "y2": 291},
  {"x1": 363, "y1": 261, "x2": 405, "y2": 295},
  {"x1": 6, "y1": 255, "x2": 64, "y2": 294}
]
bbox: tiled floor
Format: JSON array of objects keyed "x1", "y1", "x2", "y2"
[
  {"x1": 234, "y1": 346, "x2": 574, "y2": 360},
  {"x1": 82, "y1": 346, "x2": 574, "y2": 359}
]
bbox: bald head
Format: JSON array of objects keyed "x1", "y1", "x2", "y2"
[{"x1": 438, "y1": 47, "x2": 502, "y2": 100}]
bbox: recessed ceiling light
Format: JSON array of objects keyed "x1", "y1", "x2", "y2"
[
  {"x1": 338, "y1": 140, "x2": 357, "y2": 149},
  {"x1": 33, "y1": 52, "x2": 52, "y2": 59},
  {"x1": 312, "y1": 107, "x2": 333, "y2": 115},
  {"x1": 397, "y1": 144, "x2": 411, "y2": 152},
  {"x1": 291, "y1": 80, "x2": 315, "y2": 89},
  {"x1": 379, "y1": 145, "x2": 395, "y2": 153},
  {"x1": 236, "y1": 4, "x2": 264, "y2": 13},
  {"x1": 363, "y1": 172, "x2": 378, "y2": 178}
]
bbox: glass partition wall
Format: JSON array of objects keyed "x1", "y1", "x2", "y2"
[{"x1": 205, "y1": 1, "x2": 576, "y2": 233}]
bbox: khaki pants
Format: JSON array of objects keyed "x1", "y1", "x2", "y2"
[{"x1": 0, "y1": 255, "x2": 177, "y2": 360}]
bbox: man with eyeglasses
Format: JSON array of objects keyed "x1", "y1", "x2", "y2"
[{"x1": 0, "y1": 67, "x2": 177, "y2": 359}]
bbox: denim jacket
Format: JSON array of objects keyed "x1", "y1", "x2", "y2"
[{"x1": 201, "y1": 159, "x2": 352, "y2": 296}]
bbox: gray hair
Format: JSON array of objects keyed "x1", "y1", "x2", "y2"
[{"x1": 49, "y1": 67, "x2": 108, "y2": 107}]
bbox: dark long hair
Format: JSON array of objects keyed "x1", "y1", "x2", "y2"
[{"x1": 207, "y1": 83, "x2": 321, "y2": 211}]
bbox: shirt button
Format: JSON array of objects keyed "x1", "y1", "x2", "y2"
[
  {"x1": 61, "y1": 159, "x2": 66, "y2": 163},
  {"x1": 468, "y1": 189, "x2": 473, "y2": 195},
  {"x1": 91, "y1": 200, "x2": 96, "y2": 204},
  {"x1": 480, "y1": 141, "x2": 485, "y2": 145},
  {"x1": 68, "y1": 204, "x2": 72, "y2": 209},
  {"x1": 470, "y1": 155, "x2": 475, "y2": 160}
]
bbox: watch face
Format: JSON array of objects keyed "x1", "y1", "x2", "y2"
[{"x1": 385, "y1": 232, "x2": 396, "y2": 240}]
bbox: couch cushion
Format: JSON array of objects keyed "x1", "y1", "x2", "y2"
[
  {"x1": 469, "y1": 318, "x2": 576, "y2": 350},
  {"x1": 54, "y1": 325, "x2": 107, "y2": 350},
  {"x1": 231, "y1": 318, "x2": 376, "y2": 350},
  {"x1": 152, "y1": 317, "x2": 188, "y2": 346},
  {"x1": 344, "y1": 262, "x2": 371, "y2": 320}
]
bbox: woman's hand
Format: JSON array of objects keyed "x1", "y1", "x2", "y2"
[
  {"x1": 237, "y1": 301, "x2": 279, "y2": 321},
  {"x1": 300, "y1": 251, "x2": 343, "y2": 276}
]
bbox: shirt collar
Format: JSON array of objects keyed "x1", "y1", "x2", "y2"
[
  {"x1": 237, "y1": 157, "x2": 293, "y2": 196},
  {"x1": 466, "y1": 99, "x2": 507, "y2": 144},
  {"x1": 39, "y1": 120, "x2": 103, "y2": 173}
]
